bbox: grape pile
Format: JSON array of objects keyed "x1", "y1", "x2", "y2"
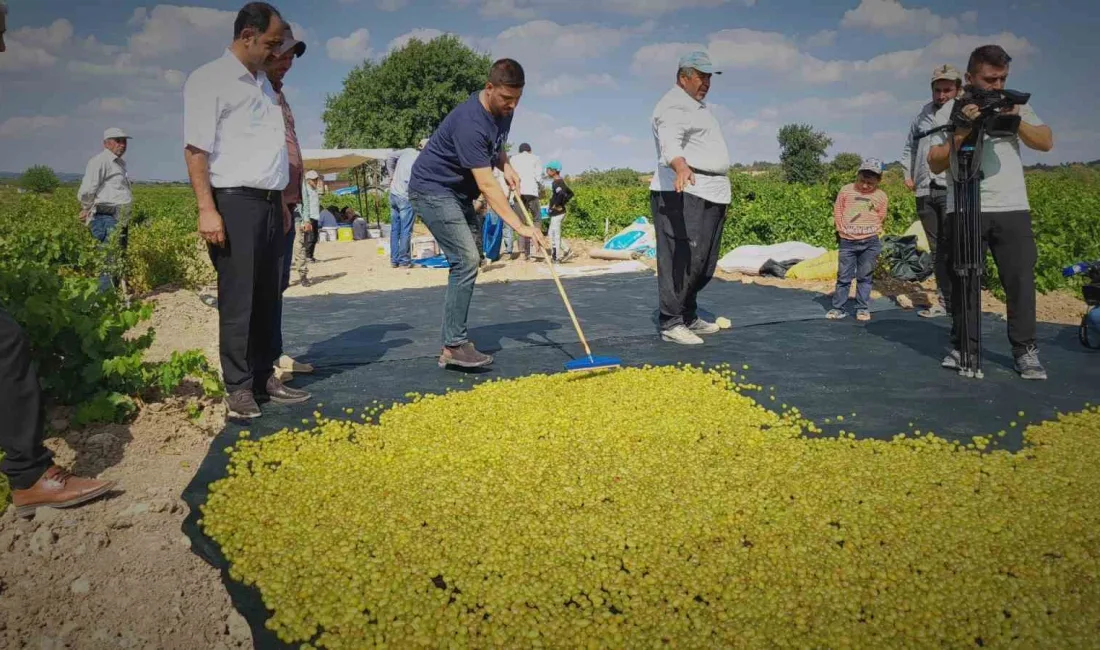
[{"x1": 200, "y1": 365, "x2": 1100, "y2": 648}]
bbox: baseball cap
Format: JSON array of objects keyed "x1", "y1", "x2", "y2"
[
  {"x1": 277, "y1": 25, "x2": 306, "y2": 58},
  {"x1": 103, "y1": 127, "x2": 131, "y2": 140},
  {"x1": 546, "y1": 160, "x2": 562, "y2": 172},
  {"x1": 305, "y1": 170, "x2": 319, "y2": 180},
  {"x1": 931, "y1": 64, "x2": 962, "y2": 84},
  {"x1": 417, "y1": 138, "x2": 429, "y2": 150},
  {"x1": 678, "y1": 50, "x2": 721, "y2": 75},
  {"x1": 858, "y1": 157, "x2": 884, "y2": 176}
]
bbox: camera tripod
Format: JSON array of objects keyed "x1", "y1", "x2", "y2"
[{"x1": 915, "y1": 122, "x2": 988, "y2": 379}]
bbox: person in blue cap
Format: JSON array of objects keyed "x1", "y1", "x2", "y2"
[
  {"x1": 649, "y1": 50, "x2": 732, "y2": 346},
  {"x1": 544, "y1": 160, "x2": 575, "y2": 263}
]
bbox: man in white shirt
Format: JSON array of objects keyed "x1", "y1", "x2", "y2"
[
  {"x1": 78, "y1": 127, "x2": 134, "y2": 292},
  {"x1": 650, "y1": 50, "x2": 731, "y2": 345},
  {"x1": 902, "y1": 65, "x2": 961, "y2": 319},
  {"x1": 389, "y1": 138, "x2": 427, "y2": 267},
  {"x1": 508, "y1": 143, "x2": 543, "y2": 259},
  {"x1": 183, "y1": 2, "x2": 310, "y2": 419},
  {"x1": 928, "y1": 44, "x2": 1054, "y2": 380}
]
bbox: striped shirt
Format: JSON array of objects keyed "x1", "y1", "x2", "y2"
[{"x1": 833, "y1": 184, "x2": 888, "y2": 241}]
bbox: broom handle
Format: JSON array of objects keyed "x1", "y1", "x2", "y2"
[{"x1": 513, "y1": 193, "x2": 595, "y2": 359}]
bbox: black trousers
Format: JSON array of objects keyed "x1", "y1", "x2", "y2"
[
  {"x1": 917, "y1": 190, "x2": 952, "y2": 309},
  {"x1": 0, "y1": 308, "x2": 53, "y2": 490},
  {"x1": 304, "y1": 219, "x2": 319, "y2": 259},
  {"x1": 208, "y1": 190, "x2": 283, "y2": 393},
  {"x1": 651, "y1": 191, "x2": 728, "y2": 329},
  {"x1": 948, "y1": 209, "x2": 1037, "y2": 357}
]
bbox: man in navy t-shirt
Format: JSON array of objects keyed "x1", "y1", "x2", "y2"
[{"x1": 409, "y1": 58, "x2": 546, "y2": 369}]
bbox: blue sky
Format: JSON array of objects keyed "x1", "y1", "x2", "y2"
[{"x1": 1, "y1": 0, "x2": 1097, "y2": 180}]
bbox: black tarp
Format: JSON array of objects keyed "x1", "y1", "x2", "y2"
[{"x1": 181, "y1": 274, "x2": 1100, "y2": 648}]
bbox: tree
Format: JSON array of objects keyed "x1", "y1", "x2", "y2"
[
  {"x1": 20, "y1": 165, "x2": 60, "y2": 194},
  {"x1": 777, "y1": 124, "x2": 832, "y2": 185},
  {"x1": 830, "y1": 152, "x2": 862, "y2": 175},
  {"x1": 322, "y1": 35, "x2": 492, "y2": 149}
]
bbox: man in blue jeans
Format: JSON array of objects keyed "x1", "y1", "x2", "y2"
[
  {"x1": 389, "y1": 138, "x2": 428, "y2": 267},
  {"x1": 407, "y1": 58, "x2": 546, "y2": 369},
  {"x1": 78, "y1": 127, "x2": 134, "y2": 292}
]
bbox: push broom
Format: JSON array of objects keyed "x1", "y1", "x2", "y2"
[{"x1": 512, "y1": 194, "x2": 621, "y2": 373}]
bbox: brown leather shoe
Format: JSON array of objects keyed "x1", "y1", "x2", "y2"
[
  {"x1": 257, "y1": 375, "x2": 311, "y2": 405},
  {"x1": 225, "y1": 389, "x2": 262, "y2": 419},
  {"x1": 12, "y1": 466, "x2": 116, "y2": 518},
  {"x1": 438, "y1": 343, "x2": 494, "y2": 369}
]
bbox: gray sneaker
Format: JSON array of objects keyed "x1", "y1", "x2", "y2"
[
  {"x1": 661, "y1": 325, "x2": 704, "y2": 345},
  {"x1": 225, "y1": 389, "x2": 261, "y2": 419},
  {"x1": 1014, "y1": 346, "x2": 1048, "y2": 380},
  {"x1": 687, "y1": 318, "x2": 721, "y2": 335},
  {"x1": 941, "y1": 349, "x2": 961, "y2": 370}
]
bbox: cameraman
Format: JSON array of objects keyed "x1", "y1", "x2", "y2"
[
  {"x1": 928, "y1": 44, "x2": 1054, "y2": 380},
  {"x1": 901, "y1": 64, "x2": 962, "y2": 319}
]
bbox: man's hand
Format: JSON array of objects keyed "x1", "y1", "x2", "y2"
[
  {"x1": 503, "y1": 166, "x2": 521, "y2": 193},
  {"x1": 301, "y1": 220, "x2": 313, "y2": 233},
  {"x1": 669, "y1": 157, "x2": 695, "y2": 193},
  {"x1": 79, "y1": 208, "x2": 92, "y2": 225},
  {"x1": 517, "y1": 224, "x2": 549, "y2": 252},
  {"x1": 953, "y1": 103, "x2": 980, "y2": 141},
  {"x1": 283, "y1": 204, "x2": 292, "y2": 235},
  {"x1": 198, "y1": 207, "x2": 226, "y2": 247},
  {"x1": 904, "y1": 179, "x2": 915, "y2": 191}
]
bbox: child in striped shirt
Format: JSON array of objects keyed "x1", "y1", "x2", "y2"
[{"x1": 827, "y1": 158, "x2": 889, "y2": 322}]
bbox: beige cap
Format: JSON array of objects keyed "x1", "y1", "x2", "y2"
[
  {"x1": 305, "y1": 170, "x2": 319, "y2": 180},
  {"x1": 103, "y1": 127, "x2": 131, "y2": 140},
  {"x1": 931, "y1": 64, "x2": 962, "y2": 84}
]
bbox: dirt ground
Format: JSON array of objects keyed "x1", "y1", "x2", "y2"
[{"x1": 1, "y1": 233, "x2": 1087, "y2": 649}]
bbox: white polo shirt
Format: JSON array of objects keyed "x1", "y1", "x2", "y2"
[
  {"x1": 650, "y1": 84, "x2": 731, "y2": 205},
  {"x1": 509, "y1": 151, "x2": 544, "y2": 197},
  {"x1": 183, "y1": 49, "x2": 288, "y2": 191}
]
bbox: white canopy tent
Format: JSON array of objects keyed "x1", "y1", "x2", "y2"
[{"x1": 300, "y1": 148, "x2": 398, "y2": 229}]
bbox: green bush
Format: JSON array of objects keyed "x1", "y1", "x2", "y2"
[{"x1": 20, "y1": 165, "x2": 61, "y2": 194}]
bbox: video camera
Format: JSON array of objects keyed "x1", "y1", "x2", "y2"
[{"x1": 949, "y1": 85, "x2": 1031, "y2": 137}]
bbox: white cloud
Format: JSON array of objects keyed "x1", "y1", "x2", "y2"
[
  {"x1": 80, "y1": 97, "x2": 138, "y2": 115},
  {"x1": 0, "y1": 115, "x2": 70, "y2": 138},
  {"x1": 479, "y1": 0, "x2": 539, "y2": 19},
  {"x1": 327, "y1": 28, "x2": 373, "y2": 63},
  {"x1": 0, "y1": 19, "x2": 75, "y2": 71},
  {"x1": 127, "y1": 5, "x2": 233, "y2": 59},
  {"x1": 610, "y1": 134, "x2": 635, "y2": 145},
  {"x1": 841, "y1": 0, "x2": 975, "y2": 35},
  {"x1": 805, "y1": 29, "x2": 837, "y2": 49},
  {"x1": 489, "y1": 20, "x2": 642, "y2": 64},
  {"x1": 535, "y1": 73, "x2": 618, "y2": 97},
  {"x1": 597, "y1": 0, "x2": 754, "y2": 14},
  {"x1": 632, "y1": 28, "x2": 1036, "y2": 85},
  {"x1": 387, "y1": 28, "x2": 447, "y2": 53}
]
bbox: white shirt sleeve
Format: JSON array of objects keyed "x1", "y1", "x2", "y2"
[
  {"x1": 654, "y1": 104, "x2": 690, "y2": 167},
  {"x1": 900, "y1": 113, "x2": 919, "y2": 181},
  {"x1": 183, "y1": 73, "x2": 218, "y2": 153},
  {"x1": 1020, "y1": 103, "x2": 1044, "y2": 127},
  {"x1": 77, "y1": 155, "x2": 104, "y2": 209},
  {"x1": 929, "y1": 101, "x2": 952, "y2": 149}
]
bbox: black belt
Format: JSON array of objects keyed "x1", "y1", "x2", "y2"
[
  {"x1": 690, "y1": 167, "x2": 726, "y2": 177},
  {"x1": 929, "y1": 182, "x2": 948, "y2": 191},
  {"x1": 214, "y1": 187, "x2": 281, "y2": 202}
]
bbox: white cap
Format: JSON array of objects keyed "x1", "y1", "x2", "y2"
[
  {"x1": 103, "y1": 127, "x2": 131, "y2": 140},
  {"x1": 305, "y1": 170, "x2": 319, "y2": 180}
]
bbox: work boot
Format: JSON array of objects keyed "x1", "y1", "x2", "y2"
[
  {"x1": 438, "y1": 343, "x2": 494, "y2": 369},
  {"x1": 661, "y1": 325, "x2": 704, "y2": 345},
  {"x1": 225, "y1": 389, "x2": 262, "y2": 419},
  {"x1": 12, "y1": 466, "x2": 116, "y2": 518},
  {"x1": 257, "y1": 375, "x2": 312, "y2": 405},
  {"x1": 687, "y1": 318, "x2": 721, "y2": 335},
  {"x1": 1014, "y1": 346, "x2": 1048, "y2": 380},
  {"x1": 278, "y1": 354, "x2": 314, "y2": 374}
]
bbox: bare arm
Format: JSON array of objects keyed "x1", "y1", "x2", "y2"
[
  {"x1": 1018, "y1": 122, "x2": 1053, "y2": 152},
  {"x1": 184, "y1": 145, "x2": 225, "y2": 247}
]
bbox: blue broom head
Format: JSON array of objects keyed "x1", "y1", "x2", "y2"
[{"x1": 565, "y1": 355, "x2": 622, "y2": 372}]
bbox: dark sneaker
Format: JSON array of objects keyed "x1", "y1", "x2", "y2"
[
  {"x1": 1014, "y1": 346, "x2": 1048, "y2": 380},
  {"x1": 941, "y1": 349, "x2": 961, "y2": 370},
  {"x1": 687, "y1": 318, "x2": 721, "y2": 335},
  {"x1": 439, "y1": 343, "x2": 494, "y2": 369},
  {"x1": 257, "y1": 375, "x2": 312, "y2": 405},
  {"x1": 225, "y1": 389, "x2": 262, "y2": 419}
]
